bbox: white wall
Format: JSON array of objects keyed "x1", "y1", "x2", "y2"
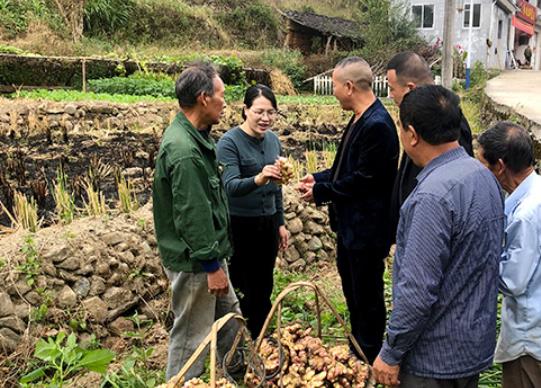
[{"x1": 407, "y1": 0, "x2": 512, "y2": 70}]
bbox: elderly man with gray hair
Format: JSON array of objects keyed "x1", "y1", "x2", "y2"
[
  {"x1": 153, "y1": 63, "x2": 241, "y2": 381},
  {"x1": 478, "y1": 122, "x2": 541, "y2": 388}
]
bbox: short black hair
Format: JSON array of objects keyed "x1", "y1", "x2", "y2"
[
  {"x1": 242, "y1": 84, "x2": 277, "y2": 120},
  {"x1": 399, "y1": 85, "x2": 461, "y2": 145},
  {"x1": 175, "y1": 62, "x2": 218, "y2": 109},
  {"x1": 478, "y1": 122, "x2": 535, "y2": 173},
  {"x1": 387, "y1": 51, "x2": 433, "y2": 85}
]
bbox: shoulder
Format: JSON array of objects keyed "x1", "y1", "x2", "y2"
[{"x1": 514, "y1": 177, "x2": 541, "y2": 222}]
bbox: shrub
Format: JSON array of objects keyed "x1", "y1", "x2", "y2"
[
  {"x1": 217, "y1": 2, "x2": 280, "y2": 48},
  {"x1": 261, "y1": 49, "x2": 306, "y2": 89},
  {"x1": 84, "y1": 0, "x2": 135, "y2": 36}
]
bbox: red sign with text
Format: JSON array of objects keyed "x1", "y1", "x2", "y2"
[{"x1": 517, "y1": 0, "x2": 537, "y2": 25}]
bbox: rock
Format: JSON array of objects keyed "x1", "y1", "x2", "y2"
[
  {"x1": 290, "y1": 259, "x2": 306, "y2": 271},
  {"x1": 287, "y1": 218, "x2": 304, "y2": 234},
  {"x1": 46, "y1": 107, "x2": 64, "y2": 114},
  {"x1": 0, "y1": 293, "x2": 15, "y2": 318},
  {"x1": 303, "y1": 221, "x2": 325, "y2": 235},
  {"x1": 0, "y1": 316, "x2": 25, "y2": 334},
  {"x1": 58, "y1": 256, "x2": 82, "y2": 271},
  {"x1": 117, "y1": 242, "x2": 130, "y2": 252},
  {"x1": 124, "y1": 167, "x2": 143, "y2": 177},
  {"x1": 118, "y1": 262, "x2": 129, "y2": 274},
  {"x1": 63, "y1": 120, "x2": 74, "y2": 132},
  {"x1": 56, "y1": 286, "x2": 77, "y2": 308},
  {"x1": 317, "y1": 249, "x2": 330, "y2": 262},
  {"x1": 294, "y1": 240, "x2": 309, "y2": 255},
  {"x1": 109, "y1": 317, "x2": 135, "y2": 336},
  {"x1": 307, "y1": 236, "x2": 323, "y2": 251},
  {"x1": 102, "y1": 232, "x2": 124, "y2": 247},
  {"x1": 75, "y1": 264, "x2": 94, "y2": 276},
  {"x1": 43, "y1": 243, "x2": 71, "y2": 263},
  {"x1": 89, "y1": 276, "x2": 107, "y2": 296},
  {"x1": 73, "y1": 278, "x2": 91, "y2": 298},
  {"x1": 311, "y1": 210, "x2": 327, "y2": 223},
  {"x1": 321, "y1": 236, "x2": 335, "y2": 251},
  {"x1": 96, "y1": 262, "x2": 110, "y2": 277},
  {"x1": 306, "y1": 252, "x2": 317, "y2": 264},
  {"x1": 14, "y1": 304, "x2": 30, "y2": 320},
  {"x1": 82, "y1": 297, "x2": 108, "y2": 323},
  {"x1": 140, "y1": 241, "x2": 153, "y2": 255},
  {"x1": 107, "y1": 273, "x2": 124, "y2": 286},
  {"x1": 120, "y1": 251, "x2": 135, "y2": 264},
  {"x1": 42, "y1": 262, "x2": 57, "y2": 277},
  {"x1": 65, "y1": 104, "x2": 77, "y2": 115},
  {"x1": 103, "y1": 287, "x2": 132, "y2": 310},
  {"x1": 285, "y1": 212, "x2": 296, "y2": 220},
  {"x1": 0, "y1": 114, "x2": 10, "y2": 123},
  {"x1": 0, "y1": 328, "x2": 20, "y2": 353},
  {"x1": 25, "y1": 291, "x2": 41, "y2": 305},
  {"x1": 285, "y1": 246, "x2": 300, "y2": 263}
]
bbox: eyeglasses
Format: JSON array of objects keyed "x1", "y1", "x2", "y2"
[{"x1": 250, "y1": 109, "x2": 278, "y2": 118}]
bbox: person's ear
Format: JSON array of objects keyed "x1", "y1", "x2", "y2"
[
  {"x1": 197, "y1": 92, "x2": 209, "y2": 107},
  {"x1": 495, "y1": 159, "x2": 506, "y2": 176},
  {"x1": 405, "y1": 82, "x2": 417, "y2": 92},
  {"x1": 345, "y1": 80, "x2": 354, "y2": 95},
  {"x1": 407, "y1": 124, "x2": 420, "y2": 147}
]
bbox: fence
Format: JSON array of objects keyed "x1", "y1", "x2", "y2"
[
  {"x1": 314, "y1": 75, "x2": 389, "y2": 97},
  {"x1": 314, "y1": 74, "x2": 444, "y2": 97}
]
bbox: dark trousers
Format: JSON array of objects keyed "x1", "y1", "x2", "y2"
[
  {"x1": 336, "y1": 237, "x2": 387, "y2": 364},
  {"x1": 399, "y1": 373, "x2": 480, "y2": 388},
  {"x1": 503, "y1": 355, "x2": 541, "y2": 388},
  {"x1": 229, "y1": 214, "x2": 279, "y2": 339}
]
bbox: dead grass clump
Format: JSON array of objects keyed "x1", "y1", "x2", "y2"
[
  {"x1": 8, "y1": 19, "x2": 73, "y2": 56},
  {"x1": 270, "y1": 69, "x2": 296, "y2": 96}
]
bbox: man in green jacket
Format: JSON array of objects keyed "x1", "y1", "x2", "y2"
[{"x1": 153, "y1": 63, "x2": 241, "y2": 381}]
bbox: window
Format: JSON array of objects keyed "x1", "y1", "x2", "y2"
[
  {"x1": 497, "y1": 20, "x2": 503, "y2": 39},
  {"x1": 412, "y1": 5, "x2": 434, "y2": 29},
  {"x1": 463, "y1": 3, "x2": 481, "y2": 28}
]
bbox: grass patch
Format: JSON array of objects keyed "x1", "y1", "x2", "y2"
[{"x1": 13, "y1": 89, "x2": 175, "y2": 104}]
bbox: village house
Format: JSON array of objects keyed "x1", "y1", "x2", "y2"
[{"x1": 400, "y1": 0, "x2": 541, "y2": 70}]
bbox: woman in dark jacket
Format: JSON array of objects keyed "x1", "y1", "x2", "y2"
[{"x1": 217, "y1": 85, "x2": 289, "y2": 338}]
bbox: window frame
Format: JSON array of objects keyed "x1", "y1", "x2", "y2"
[
  {"x1": 463, "y1": 3, "x2": 482, "y2": 29},
  {"x1": 411, "y1": 4, "x2": 435, "y2": 30}
]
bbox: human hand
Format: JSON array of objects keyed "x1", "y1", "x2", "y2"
[
  {"x1": 297, "y1": 174, "x2": 315, "y2": 193},
  {"x1": 300, "y1": 186, "x2": 314, "y2": 203},
  {"x1": 278, "y1": 225, "x2": 289, "y2": 250},
  {"x1": 207, "y1": 267, "x2": 229, "y2": 297},
  {"x1": 372, "y1": 356, "x2": 400, "y2": 387},
  {"x1": 255, "y1": 164, "x2": 281, "y2": 186}
]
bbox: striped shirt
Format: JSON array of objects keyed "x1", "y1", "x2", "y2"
[{"x1": 380, "y1": 147, "x2": 505, "y2": 378}]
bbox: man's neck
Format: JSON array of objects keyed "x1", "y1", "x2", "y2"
[
  {"x1": 183, "y1": 109, "x2": 209, "y2": 131},
  {"x1": 505, "y1": 167, "x2": 535, "y2": 194},
  {"x1": 417, "y1": 141, "x2": 460, "y2": 167},
  {"x1": 351, "y1": 92, "x2": 376, "y2": 122}
]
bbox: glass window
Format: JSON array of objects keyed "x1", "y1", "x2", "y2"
[
  {"x1": 412, "y1": 5, "x2": 434, "y2": 29},
  {"x1": 464, "y1": 3, "x2": 481, "y2": 28}
]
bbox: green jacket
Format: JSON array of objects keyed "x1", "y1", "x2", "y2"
[{"x1": 152, "y1": 112, "x2": 233, "y2": 273}]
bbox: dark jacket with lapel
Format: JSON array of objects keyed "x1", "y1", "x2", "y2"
[{"x1": 313, "y1": 99, "x2": 399, "y2": 252}]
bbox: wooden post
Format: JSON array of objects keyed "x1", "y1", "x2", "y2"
[
  {"x1": 325, "y1": 35, "x2": 332, "y2": 56},
  {"x1": 82, "y1": 58, "x2": 87, "y2": 93},
  {"x1": 442, "y1": 0, "x2": 455, "y2": 88}
]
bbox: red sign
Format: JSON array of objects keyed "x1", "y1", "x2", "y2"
[
  {"x1": 513, "y1": 15, "x2": 535, "y2": 36},
  {"x1": 517, "y1": 0, "x2": 537, "y2": 25}
]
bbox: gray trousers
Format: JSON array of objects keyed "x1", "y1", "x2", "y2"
[{"x1": 164, "y1": 266, "x2": 242, "y2": 381}]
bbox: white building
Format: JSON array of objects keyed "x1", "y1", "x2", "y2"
[{"x1": 401, "y1": 0, "x2": 541, "y2": 70}]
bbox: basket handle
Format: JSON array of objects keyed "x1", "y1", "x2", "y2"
[
  {"x1": 255, "y1": 281, "x2": 370, "y2": 365},
  {"x1": 166, "y1": 312, "x2": 246, "y2": 388}
]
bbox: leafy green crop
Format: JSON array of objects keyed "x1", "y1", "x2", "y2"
[{"x1": 20, "y1": 331, "x2": 115, "y2": 387}]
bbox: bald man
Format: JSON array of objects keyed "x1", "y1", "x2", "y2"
[
  {"x1": 299, "y1": 57, "x2": 399, "y2": 363},
  {"x1": 387, "y1": 52, "x2": 473, "y2": 238}
]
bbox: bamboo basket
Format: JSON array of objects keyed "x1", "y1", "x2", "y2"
[
  {"x1": 159, "y1": 312, "x2": 265, "y2": 388},
  {"x1": 251, "y1": 281, "x2": 376, "y2": 387}
]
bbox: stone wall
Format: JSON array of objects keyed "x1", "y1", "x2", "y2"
[{"x1": 0, "y1": 189, "x2": 336, "y2": 355}]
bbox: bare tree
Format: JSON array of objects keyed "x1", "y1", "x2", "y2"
[{"x1": 52, "y1": 0, "x2": 86, "y2": 42}]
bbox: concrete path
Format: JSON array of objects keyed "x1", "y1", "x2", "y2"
[{"x1": 485, "y1": 70, "x2": 541, "y2": 140}]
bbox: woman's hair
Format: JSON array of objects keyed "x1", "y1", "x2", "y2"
[{"x1": 242, "y1": 84, "x2": 278, "y2": 120}]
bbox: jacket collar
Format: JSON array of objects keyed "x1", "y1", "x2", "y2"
[
  {"x1": 176, "y1": 111, "x2": 214, "y2": 151},
  {"x1": 416, "y1": 147, "x2": 467, "y2": 184},
  {"x1": 505, "y1": 171, "x2": 538, "y2": 217}
]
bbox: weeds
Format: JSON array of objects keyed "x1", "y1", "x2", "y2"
[
  {"x1": 53, "y1": 168, "x2": 76, "y2": 224},
  {"x1": 82, "y1": 179, "x2": 107, "y2": 217},
  {"x1": 117, "y1": 175, "x2": 139, "y2": 213},
  {"x1": 304, "y1": 150, "x2": 319, "y2": 174},
  {"x1": 2, "y1": 191, "x2": 40, "y2": 232},
  {"x1": 17, "y1": 235, "x2": 41, "y2": 287}
]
